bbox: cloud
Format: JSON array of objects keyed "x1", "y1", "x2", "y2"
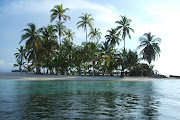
[
  {"x1": 142, "y1": 1, "x2": 180, "y2": 75},
  {"x1": 1, "y1": 0, "x2": 54, "y2": 15},
  {"x1": 0, "y1": 59, "x2": 13, "y2": 70},
  {"x1": 0, "y1": 60, "x2": 5, "y2": 64},
  {"x1": 2, "y1": 0, "x2": 179, "y2": 75}
]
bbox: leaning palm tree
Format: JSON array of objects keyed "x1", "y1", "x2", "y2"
[
  {"x1": 88, "y1": 28, "x2": 102, "y2": 43},
  {"x1": 14, "y1": 46, "x2": 26, "y2": 72},
  {"x1": 77, "y1": 13, "x2": 94, "y2": 42},
  {"x1": 50, "y1": 4, "x2": 70, "y2": 48},
  {"x1": 105, "y1": 28, "x2": 120, "y2": 48},
  {"x1": 137, "y1": 32, "x2": 161, "y2": 65},
  {"x1": 116, "y1": 15, "x2": 134, "y2": 50},
  {"x1": 20, "y1": 23, "x2": 41, "y2": 73}
]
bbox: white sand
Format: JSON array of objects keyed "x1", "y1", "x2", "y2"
[{"x1": 0, "y1": 72, "x2": 176, "y2": 81}]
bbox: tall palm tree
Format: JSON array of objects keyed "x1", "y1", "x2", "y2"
[
  {"x1": 73, "y1": 46, "x2": 84, "y2": 75},
  {"x1": 116, "y1": 15, "x2": 134, "y2": 50},
  {"x1": 105, "y1": 28, "x2": 120, "y2": 48},
  {"x1": 77, "y1": 13, "x2": 94, "y2": 42},
  {"x1": 100, "y1": 41, "x2": 114, "y2": 75},
  {"x1": 65, "y1": 28, "x2": 76, "y2": 41},
  {"x1": 50, "y1": 4, "x2": 70, "y2": 48},
  {"x1": 88, "y1": 28, "x2": 102, "y2": 43},
  {"x1": 54, "y1": 21, "x2": 67, "y2": 49},
  {"x1": 14, "y1": 46, "x2": 26, "y2": 72},
  {"x1": 137, "y1": 32, "x2": 161, "y2": 65},
  {"x1": 39, "y1": 25, "x2": 58, "y2": 73},
  {"x1": 20, "y1": 23, "x2": 41, "y2": 73},
  {"x1": 85, "y1": 42, "x2": 100, "y2": 75}
]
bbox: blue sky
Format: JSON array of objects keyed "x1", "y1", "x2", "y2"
[{"x1": 0, "y1": 0, "x2": 180, "y2": 75}]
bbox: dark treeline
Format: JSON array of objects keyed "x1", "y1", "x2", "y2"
[{"x1": 13, "y1": 4, "x2": 161, "y2": 76}]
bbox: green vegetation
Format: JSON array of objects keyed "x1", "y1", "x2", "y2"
[
  {"x1": 50, "y1": 4, "x2": 70, "y2": 49},
  {"x1": 77, "y1": 13, "x2": 94, "y2": 43},
  {"x1": 137, "y1": 32, "x2": 161, "y2": 65},
  {"x1": 14, "y1": 4, "x2": 161, "y2": 76}
]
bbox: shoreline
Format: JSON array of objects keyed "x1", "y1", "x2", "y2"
[{"x1": 0, "y1": 72, "x2": 178, "y2": 81}]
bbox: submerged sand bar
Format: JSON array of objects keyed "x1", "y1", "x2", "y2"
[{"x1": 0, "y1": 73, "x2": 177, "y2": 81}]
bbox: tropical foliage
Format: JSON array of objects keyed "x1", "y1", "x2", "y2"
[
  {"x1": 14, "y1": 46, "x2": 26, "y2": 72},
  {"x1": 14, "y1": 4, "x2": 161, "y2": 76},
  {"x1": 137, "y1": 32, "x2": 161, "y2": 65},
  {"x1": 50, "y1": 4, "x2": 70, "y2": 48},
  {"x1": 77, "y1": 13, "x2": 94, "y2": 42},
  {"x1": 105, "y1": 28, "x2": 120, "y2": 48},
  {"x1": 19, "y1": 23, "x2": 41, "y2": 73},
  {"x1": 116, "y1": 15, "x2": 134, "y2": 50},
  {"x1": 88, "y1": 28, "x2": 102, "y2": 43}
]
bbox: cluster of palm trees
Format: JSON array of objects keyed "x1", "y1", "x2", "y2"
[{"x1": 14, "y1": 4, "x2": 161, "y2": 76}]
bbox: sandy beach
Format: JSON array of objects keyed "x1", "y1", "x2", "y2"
[{"x1": 0, "y1": 72, "x2": 176, "y2": 81}]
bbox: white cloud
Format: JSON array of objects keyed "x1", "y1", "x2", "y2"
[
  {"x1": 0, "y1": 0, "x2": 121, "y2": 44},
  {"x1": 142, "y1": 1, "x2": 180, "y2": 75},
  {"x1": 0, "y1": 60, "x2": 5, "y2": 65},
  {"x1": 0, "y1": 59, "x2": 13, "y2": 70},
  {"x1": 2, "y1": 0, "x2": 179, "y2": 75}
]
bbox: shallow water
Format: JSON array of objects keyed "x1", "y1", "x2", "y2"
[{"x1": 0, "y1": 80, "x2": 180, "y2": 120}]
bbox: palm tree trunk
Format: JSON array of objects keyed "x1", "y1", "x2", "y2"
[
  {"x1": 59, "y1": 17, "x2": 61, "y2": 52},
  {"x1": 46, "y1": 69, "x2": 49, "y2": 74},
  {"x1": 86, "y1": 25, "x2": 87, "y2": 43},
  {"x1": 43, "y1": 68, "x2": 45, "y2": 74},
  {"x1": 121, "y1": 39, "x2": 125, "y2": 77},
  {"x1": 121, "y1": 66, "x2": 124, "y2": 77},
  {"x1": 124, "y1": 39, "x2": 126, "y2": 51},
  {"x1": 20, "y1": 59, "x2": 22, "y2": 73},
  {"x1": 33, "y1": 48, "x2": 38, "y2": 73},
  {"x1": 59, "y1": 30, "x2": 61, "y2": 50}
]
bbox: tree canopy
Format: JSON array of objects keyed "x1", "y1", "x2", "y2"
[{"x1": 14, "y1": 4, "x2": 161, "y2": 77}]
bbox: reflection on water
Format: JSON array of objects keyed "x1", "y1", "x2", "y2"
[{"x1": 0, "y1": 80, "x2": 180, "y2": 119}]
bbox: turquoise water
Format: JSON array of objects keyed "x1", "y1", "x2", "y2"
[{"x1": 0, "y1": 80, "x2": 180, "y2": 119}]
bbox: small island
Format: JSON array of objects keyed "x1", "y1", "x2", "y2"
[
  {"x1": 2, "y1": 1, "x2": 180, "y2": 120},
  {"x1": 13, "y1": 4, "x2": 162, "y2": 78}
]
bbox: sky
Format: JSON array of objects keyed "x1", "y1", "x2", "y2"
[{"x1": 0, "y1": 0, "x2": 180, "y2": 75}]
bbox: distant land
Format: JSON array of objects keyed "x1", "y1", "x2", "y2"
[{"x1": 0, "y1": 69, "x2": 11, "y2": 73}]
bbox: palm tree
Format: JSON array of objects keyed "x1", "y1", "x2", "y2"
[
  {"x1": 54, "y1": 21, "x2": 67, "y2": 49},
  {"x1": 13, "y1": 60, "x2": 25, "y2": 72},
  {"x1": 39, "y1": 25, "x2": 58, "y2": 55},
  {"x1": 39, "y1": 25, "x2": 58, "y2": 73},
  {"x1": 100, "y1": 41, "x2": 113, "y2": 75},
  {"x1": 20, "y1": 23, "x2": 41, "y2": 73},
  {"x1": 105, "y1": 28, "x2": 120, "y2": 48},
  {"x1": 137, "y1": 32, "x2": 161, "y2": 65},
  {"x1": 88, "y1": 28, "x2": 102, "y2": 43},
  {"x1": 122, "y1": 49, "x2": 140, "y2": 72},
  {"x1": 73, "y1": 46, "x2": 84, "y2": 75},
  {"x1": 14, "y1": 46, "x2": 26, "y2": 72},
  {"x1": 50, "y1": 4, "x2": 70, "y2": 48},
  {"x1": 116, "y1": 15, "x2": 134, "y2": 50},
  {"x1": 85, "y1": 42, "x2": 100, "y2": 75},
  {"x1": 65, "y1": 28, "x2": 76, "y2": 41},
  {"x1": 14, "y1": 46, "x2": 26, "y2": 62},
  {"x1": 77, "y1": 13, "x2": 94, "y2": 42},
  {"x1": 100, "y1": 41, "x2": 114, "y2": 56}
]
